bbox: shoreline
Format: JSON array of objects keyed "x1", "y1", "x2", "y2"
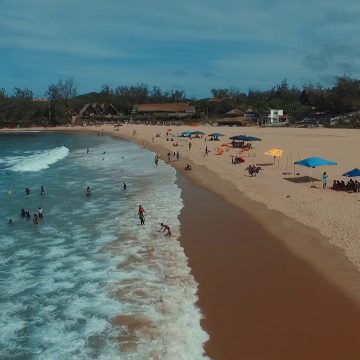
[{"x1": 3, "y1": 126, "x2": 360, "y2": 359}]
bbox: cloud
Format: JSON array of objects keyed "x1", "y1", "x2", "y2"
[{"x1": 1, "y1": 0, "x2": 360, "y2": 97}]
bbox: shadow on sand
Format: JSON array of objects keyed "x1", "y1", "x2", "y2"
[{"x1": 283, "y1": 176, "x2": 321, "y2": 184}]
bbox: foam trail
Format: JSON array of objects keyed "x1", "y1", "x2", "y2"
[{"x1": 6, "y1": 146, "x2": 69, "y2": 172}]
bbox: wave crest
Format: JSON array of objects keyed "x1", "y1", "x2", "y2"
[{"x1": 6, "y1": 146, "x2": 69, "y2": 172}]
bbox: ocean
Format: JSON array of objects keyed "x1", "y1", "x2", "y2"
[{"x1": 0, "y1": 132, "x2": 208, "y2": 359}]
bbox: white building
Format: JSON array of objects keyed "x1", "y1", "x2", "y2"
[{"x1": 269, "y1": 109, "x2": 283, "y2": 123}]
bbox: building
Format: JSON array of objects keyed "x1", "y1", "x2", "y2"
[
  {"x1": 260, "y1": 109, "x2": 288, "y2": 126},
  {"x1": 132, "y1": 103, "x2": 196, "y2": 119},
  {"x1": 79, "y1": 103, "x2": 119, "y2": 117}
]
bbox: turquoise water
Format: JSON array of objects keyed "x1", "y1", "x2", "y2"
[{"x1": 0, "y1": 132, "x2": 208, "y2": 359}]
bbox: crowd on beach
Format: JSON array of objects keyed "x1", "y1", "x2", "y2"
[{"x1": 332, "y1": 179, "x2": 360, "y2": 192}]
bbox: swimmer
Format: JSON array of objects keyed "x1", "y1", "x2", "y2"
[
  {"x1": 8, "y1": 219, "x2": 13, "y2": 225},
  {"x1": 158, "y1": 223, "x2": 171, "y2": 236},
  {"x1": 33, "y1": 214, "x2": 39, "y2": 225}
]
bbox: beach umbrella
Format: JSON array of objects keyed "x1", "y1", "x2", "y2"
[
  {"x1": 180, "y1": 131, "x2": 193, "y2": 137},
  {"x1": 294, "y1": 157, "x2": 337, "y2": 185},
  {"x1": 229, "y1": 135, "x2": 262, "y2": 142},
  {"x1": 265, "y1": 148, "x2": 284, "y2": 164},
  {"x1": 208, "y1": 132, "x2": 224, "y2": 138},
  {"x1": 191, "y1": 130, "x2": 205, "y2": 136},
  {"x1": 342, "y1": 168, "x2": 360, "y2": 193},
  {"x1": 265, "y1": 148, "x2": 283, "y2": 157},
  {"x1": 342, "y1": 168, "x2": 360, "y2": 177}
]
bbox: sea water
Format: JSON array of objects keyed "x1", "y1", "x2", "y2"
[{"x1": 0, "y1": 132, "x2": 208, "y2": 359}]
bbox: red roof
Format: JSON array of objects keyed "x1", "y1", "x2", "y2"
[{"x1": 134, "y1": 103, "x2": 194, "y2": 113}]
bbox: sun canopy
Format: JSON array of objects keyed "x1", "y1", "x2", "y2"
[
  {"x1": 342, "y1": 168, "x2": 360, "y2": 177},
  {"x1": 265, "y1": 148, "x2": 283, "y2": 157},
  {"x1": 191, "y1": 130, "x2": 205, "y2": 135},
  {"x1": 208, "y1": 132, "x2": 224, "y2": 137},
  {"x1": 294, "y1": 157, "x2": 337, "y2": 168},
  {"x1": 180, "y1": 131, "x2": 193, "y2": 136},
  {"x1": 229, "y1": 135, "x2": 262, "y2": 141}
]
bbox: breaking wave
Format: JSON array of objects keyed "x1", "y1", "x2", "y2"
[{"x1": 4, "y1": 146, "x2": 69, "y2": 172}]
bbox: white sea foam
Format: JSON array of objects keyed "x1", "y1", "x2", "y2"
[
  {"x1": 0, "y1": 136, "x2": 208, "y2": 359},
  {"x1": 4, "y1": 145, "x2": 69, "y2": 172}
]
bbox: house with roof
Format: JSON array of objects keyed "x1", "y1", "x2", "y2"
[
  {"x1": 260, "y1": 109, "x2": 289, "y2": 126},
  {"x1": 132, "y1": 103, "x2": 196, "y2": 120},
  {"x1": 79, "y1": 103, "x2": 119, "y2": 117}
]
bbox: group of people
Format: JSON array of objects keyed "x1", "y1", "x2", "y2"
[
  {"x1": 246, "y1": 163, "x2": 261, "y2": 176},
  {"x1": 137, "y1": 205, "x2": 171, "y2": 236},
  {"x1": 167, "y1": 151, "x2": 180, "y2": 162},
  {"x1": 332, "y1": 179, "x2": 359, "y2": 193},
  {"x1": 19, "y1": 206, "x2": 44, "y2": 225}
]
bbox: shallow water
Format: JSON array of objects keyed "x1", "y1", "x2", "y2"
[{"x1": 0, "y1": 132, "x2": 208, "y2": 359}]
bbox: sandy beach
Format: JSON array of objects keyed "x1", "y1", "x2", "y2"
[{"x1": 4, "y1": 124, "x2": 360, "y2": 359}]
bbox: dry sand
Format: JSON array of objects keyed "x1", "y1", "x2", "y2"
[{"x1": 5, "y1": 125, "x2": 360, "y2": 359}]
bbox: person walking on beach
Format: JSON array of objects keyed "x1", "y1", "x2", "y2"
[
  {"x1": 40, "y1": 185, "x2": 45, "y2": 196},
  {"x1": 188, "y1": 142, "x2": 192, "y2": 151},
  {"x1": 204, "y1": 146, "x2": 209, "y2": 156},
  {"x1": 322, "y1": 172, "x2": 329, "y2": 188},
  {"x1": 176, "y1": 151, "x2": 180, "y2": 161},
  {"x1": 158, "y1": 223, "x2": 171, "y2": 236},
  {"x1": 154, "y1": 154, "x2": 159, "y2": 167},
  {"x1": 138, "y1": 205, "x2": 146, "y2": 225}
]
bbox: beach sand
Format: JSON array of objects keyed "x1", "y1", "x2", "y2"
[{"x1": 5, "y1": 125, "x2": 360, "y2": 359}]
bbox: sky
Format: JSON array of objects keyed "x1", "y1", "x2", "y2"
[{"x1": 1, "y1": 0, "x2": 360, "y2": 98}]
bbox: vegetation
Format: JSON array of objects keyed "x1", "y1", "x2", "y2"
[{"x1": 2, "y1": 75, "x2": 360, "y2": 127}]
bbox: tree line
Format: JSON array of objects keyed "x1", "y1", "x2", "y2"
[{"x1": 1, "y1": 75, "x2": 360, "y2": 127}]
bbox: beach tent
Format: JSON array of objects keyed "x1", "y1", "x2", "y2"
[
  {"x1": 342, "y1": 168, "x2": 360, "y2": 193},
  {"x1": 294, "y1": 157, "x2": 337, "y2": 185}
]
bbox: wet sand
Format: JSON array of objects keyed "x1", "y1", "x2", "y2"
[{"x1": 178, "y1": 172, "x2": 360, "y2": 360}]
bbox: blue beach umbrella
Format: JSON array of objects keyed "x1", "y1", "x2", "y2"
[
  {"x1": 229, "y1": 135, "x2": 262, "y2": 142},
  {"x1": 342, "y1": 168, "x2": 360, "y2": 177},
  {"x1": 342, "y1": 168, "x2": 360, "y2": 193},
  {"x1": 191, "y1": 130, "x2": 205, "y2": 136},
  {"x1": 294, "y1": 157, "x2": 337, "y2": 185},
  {"x1": 208, "y1": 132, "x2": 224, "y2": 137}
]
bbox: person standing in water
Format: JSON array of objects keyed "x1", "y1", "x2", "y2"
[
  {"x1": 38, "y1": 207, "x2": 44, "y2": 218},
  {"x1": 40, "y1": 185, "x2": 45, "y2": 196},
  {"x1": 25, "y1": 187, "x2": 30, "y2": 195},
  {"x1": 138, "y1": 205, "x2": 146, "y2": 225},
  {"x1": 86, "y1": 186, "x2": 91, "y2": 197},
  {"x1": 123, "y1": 182, "x2": 127, "y2": 190},
  {"x1": 87, "y1": 148, "x2": 89, "y2": 154}
]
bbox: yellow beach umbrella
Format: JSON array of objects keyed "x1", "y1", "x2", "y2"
[
  {"x1": 264, "y1": 148, "x2": 284, "y2": 157},
  {"x1": 265, "y1": 148, "x2": 284, "y2": 165}
]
